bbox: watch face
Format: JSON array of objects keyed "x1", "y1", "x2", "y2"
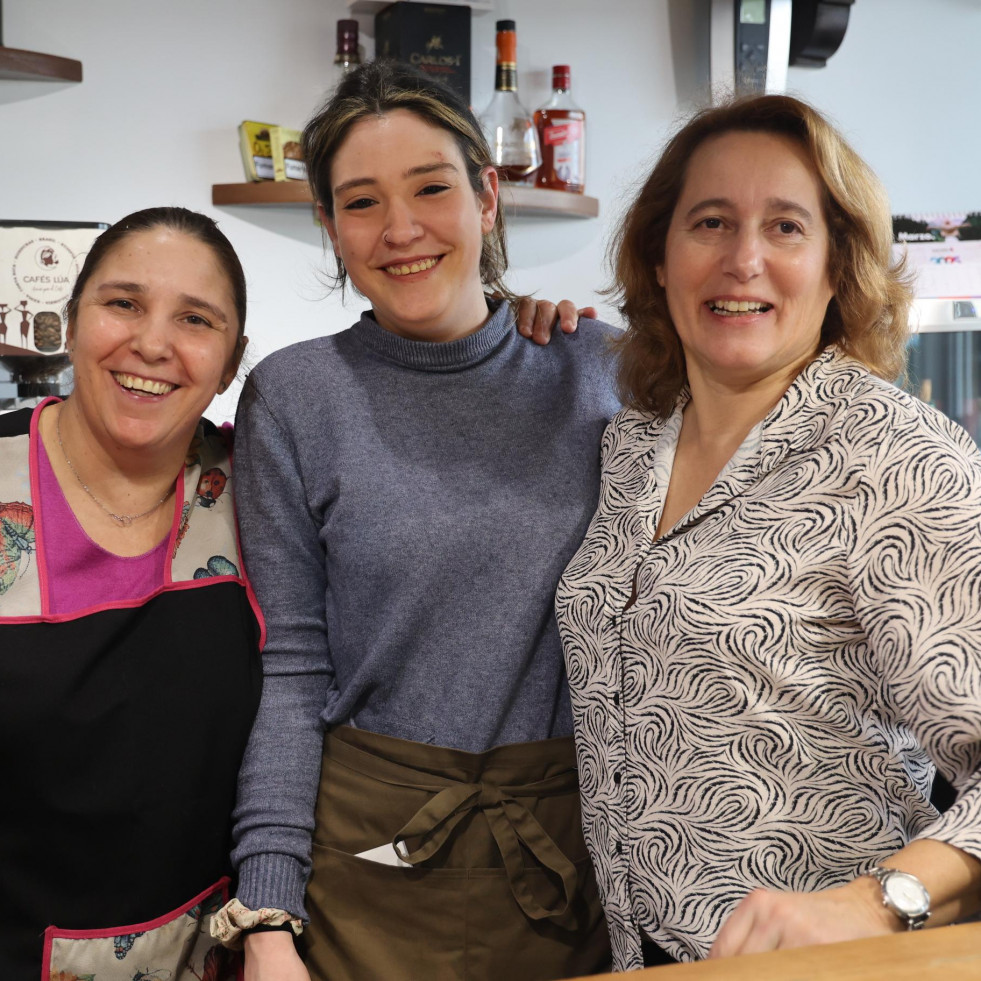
[{"x1": 884, "y1": 872, "x2": 930, "y2": 916}]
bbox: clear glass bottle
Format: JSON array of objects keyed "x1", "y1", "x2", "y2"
[
  {"x1": 333, "y1": 19, "x2": 360, "y2": 85},
  {"x1": 534, "y1": 65, "x2": 586, "y2": 193},
  {"x1": 478, "y1": 20, "x2": 541, "y2": 184}
]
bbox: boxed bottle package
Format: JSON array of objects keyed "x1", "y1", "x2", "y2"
[
  {"x1": 270, "y1": 126, "x2": 307, "y2": 182},
  {"x1": 375, "y1": 2, "x2": 471, "y2": 104},
  {"x1": 239, "y1": 121, "x2": 275, "y2": 181}
]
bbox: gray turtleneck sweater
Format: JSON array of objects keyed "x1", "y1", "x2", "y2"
[{"x1": 231, "y1": 300, "x2": 620, "y2": 918}]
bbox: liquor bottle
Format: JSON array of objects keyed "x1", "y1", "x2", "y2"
[
  {"x1": 535, "y1": 65, "x2": 586, "y2": 193},
  {"x1": 478, "y1": 20, "x2": 541, "y2": 184},
  {"x1": 333, "y1": 19, "x2": 360, "y2": 85}
]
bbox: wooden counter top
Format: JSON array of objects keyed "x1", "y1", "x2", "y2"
[{"x1": 565, "y1": 923, "x2": 981, "y2": 980}]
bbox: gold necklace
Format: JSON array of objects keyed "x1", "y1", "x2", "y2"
[{"x1": 56, "y1": 411, "x2": 173, "y2": 527}]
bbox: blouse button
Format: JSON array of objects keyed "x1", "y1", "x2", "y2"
[
  {"x1": 613, "y1": 691, "x2": 620, "y2": 707},
  {"x1": 613, "y1": 771, "x2": 622, "y2": 785}
]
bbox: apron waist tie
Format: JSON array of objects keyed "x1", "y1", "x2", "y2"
[{"x1": 392, "y1": 780, "x2": 579, "y2": 922}]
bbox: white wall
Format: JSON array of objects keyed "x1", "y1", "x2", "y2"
[
  {"x1": 3, "y1": 0, "x2": 980, "y2": 419},
  {"x1": 786, "y1": 0, "x2": 981, "y2": 214}
]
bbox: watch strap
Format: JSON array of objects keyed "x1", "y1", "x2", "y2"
[{"x1": 865, "y1": 865, "x2": 931, "y2": 930}]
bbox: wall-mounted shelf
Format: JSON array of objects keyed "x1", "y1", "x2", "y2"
[
  {"x1": 0, "y1": 45, "x2": 81, "y2": 81},
  {"x1": 499, "y1": 186, "x2": 599, "y2": 219},
  {"x1": 0, "y1": 2, "x2": 82, "y2": 81},
  {"x1": 212, "y1": 182, "x2": 314, "y2": 207},
  {"x1": 212, "y1": 182, "x2": 599, "y2": 220},
  {"x1": 347, "y1": 0, "x2": 493, "y2": 11}
]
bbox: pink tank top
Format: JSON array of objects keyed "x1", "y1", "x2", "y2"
[{"x1": 38, "y1": 436, "x2": 170, "y2": 615}]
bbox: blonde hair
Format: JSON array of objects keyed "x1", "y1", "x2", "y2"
[
  {"x1": 610, "y1": 94, "x2": 912, "y2": 419},
  {"x1": 303, "y1": 59, "x2": 511, "y2": 297}
]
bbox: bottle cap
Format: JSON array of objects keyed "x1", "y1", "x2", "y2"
[
  {"x1": 552, "y1": 65, "x2": 571, "y2": 88},
  {"x1": 495, "y1": 22, "x2": 517, "y2": 64}
]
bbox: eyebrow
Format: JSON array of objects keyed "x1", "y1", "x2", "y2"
[
  {"x1": 683, "y1": 197, "x2": 816, "y2": 224},
  {"x1": 333, "y1": 161, "x2": 460, "y2": 196},
  {"x1": 94, "y1": 281, "x2": 229, "y2": 324},
  {"x1": 95, "y1": 279, "x2": 143, "y2": 294},
  {"x1": 178, "y1": 293, "x2": 229, "y2": 324}
]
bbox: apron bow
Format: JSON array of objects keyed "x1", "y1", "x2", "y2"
[{"x1": 393, "y1": 778, "x2": 579, "y2": 922}]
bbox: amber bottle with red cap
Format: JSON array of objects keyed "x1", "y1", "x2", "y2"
[{"x1": 534, "y1": 65, "x2": 586, "y2": 193}]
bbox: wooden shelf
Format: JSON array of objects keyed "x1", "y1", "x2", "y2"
[
  {"x1": 500, "y1": 185, "x2": 599, "y2": 219},
  {"x1": 212, "y1": 182, "x2": 599, "y2": 220},
  {"x1": 0, "y1": 45, "x2": 81, "y2": 81},
  {"x1": 0, "y1": 0, "x2": 83, "y2": 82},
  {"x1": 213, "y1": 182, "x2": 314, "y2": 207},
  {"x1": 348, "y1": 0, "x2": 493, "y2": 12}
]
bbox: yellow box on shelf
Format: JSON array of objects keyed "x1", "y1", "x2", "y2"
[
  {"x1": 238, "y1": 121, "x2": 275, "y2": 182},
  {"x1": 270, "y1": 126, "x2": 307, "y2": 182}
]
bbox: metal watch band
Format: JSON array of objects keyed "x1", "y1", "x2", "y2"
[{"x1": 866, "y1": 865, "x2": 931, "y2": 930}]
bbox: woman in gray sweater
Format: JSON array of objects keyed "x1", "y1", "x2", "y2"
[{"x1": 219, "y1": 62, "x2": 619, "y2": 981}]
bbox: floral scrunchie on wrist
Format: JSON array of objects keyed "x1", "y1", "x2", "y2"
[{"x1": 210, "y1": 898, "x2": 303, "y2": 949}]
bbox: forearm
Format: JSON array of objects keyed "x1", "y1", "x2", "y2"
[
  {"x1": 232, "y1": 671, "x2": 332, "y2": 916},
  {"x1": 232, "y1": 382, "x2": 338, "y2": 914},
  {"x1": 848, "y1": 442, "x2": 981, "y2": 923}
]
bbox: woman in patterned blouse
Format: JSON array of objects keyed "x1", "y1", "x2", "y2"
[{"x1": 556, "y1": 94, "x2": 981, "y2": 969}]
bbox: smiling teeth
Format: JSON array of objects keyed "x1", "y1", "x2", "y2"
[
  {"x1": 386, "y1": 257, "x2": 439, "y2": 276},
  {"x1": 710, "y1": 300, "x2": 772, "y2": 315},
  {"x1": 113, "y1": 372, "x2": 175, "y2": 395}
]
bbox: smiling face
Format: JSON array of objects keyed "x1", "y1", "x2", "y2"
[
  {"x1": 67, "y1": 227, "x2": 243, "y2": 457},
  {"x1": 657, "y1": 130, "x2": 835, "y2": 394},
  {"x1": 323, "y1": 109, "x2": 499, "y2": 343}
]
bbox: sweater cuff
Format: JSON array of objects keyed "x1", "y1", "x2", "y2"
[{"x1": 235, "y1": 852, "x2": 310, "y2": 922}]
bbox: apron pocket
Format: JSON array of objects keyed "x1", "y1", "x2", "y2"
[
  {"x1": 304, "y1": 844, "x2": 609, "y2": 981},
  {"x1": 305, "y1": 843, "x2": 471, "y2": 981}
]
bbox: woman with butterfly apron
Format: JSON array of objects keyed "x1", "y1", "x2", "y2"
[
  {"x1": 0, "y1": 208, "x2": 262, "y2": 980},
  {"x1": 226, "y1": 62, "x2": 617, "y2": 980}
]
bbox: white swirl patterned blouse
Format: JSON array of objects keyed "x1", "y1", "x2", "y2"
[{"x1": 555, "y1": 348, "x2": 981, "y2": 969}]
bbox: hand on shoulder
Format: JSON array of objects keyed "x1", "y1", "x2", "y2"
[{"x1": 512, "y1": 295, "x2": 598, "y2": 345}]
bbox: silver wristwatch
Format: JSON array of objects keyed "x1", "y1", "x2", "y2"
[{"x1": 865, "y1": 865, "x2": 931, "y2": 930}]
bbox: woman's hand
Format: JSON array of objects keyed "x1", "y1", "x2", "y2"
[
  {"x1": 514, "y1": 296, "x2": 598, "y2": 346},
  {"x1": 243, "y1": 930, "x2": 311, "y2": 981},
  {"x1": 710, "y1": 840, "x2": 981, "y2": 958},
  {"x1": 708, "y1": 877, "x2": 899, "y2": 959}
]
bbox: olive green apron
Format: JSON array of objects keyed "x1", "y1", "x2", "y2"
[{"x1": 302, "y1": 726, "x2": 611, "y2": 981}]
